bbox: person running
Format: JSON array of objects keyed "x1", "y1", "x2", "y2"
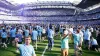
[
  {"x1": 15, "y1": 36, "x2": 36, "y2": 56},
  {"x1": 31, "y1": 27, "x2": 38, "y2": 50}
]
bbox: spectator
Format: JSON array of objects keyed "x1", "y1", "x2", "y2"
[
  {"x1": 31, "y1": 27, "x2": 38, "y2": 50},
  {"x1": 61, "y1": 29, "x2": 70, "y2": 56},
  {"x1": 47, "y1": 25, "x2": 54, "y2": 51},
  {"x1": 15, "y1": 36, "x2": 36, "y2": 56},
  {"x1": 1, "y1": 29, "x2": 7, "y2": 48},
  {"x1": 90, "y1": 37, "x2": 99, "y2": 52}
]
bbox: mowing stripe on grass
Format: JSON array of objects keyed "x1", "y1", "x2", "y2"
[{"x1": 41, "y1": 44, "x2": 48, "y2": 56}]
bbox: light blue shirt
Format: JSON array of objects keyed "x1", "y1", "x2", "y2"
[
  {"x1": 1, "y1": 32, "x2": 7, "y2": 38},
  {"x1": 24, "y1": 30, "x2": 29, "y2": 37},
  {"x1": 0, "y1": 30, "x2": 2, "y2": 34},
  {"x1": 10, "y1": 28, "x2": 16, "y2": 37},
  {"x1": 18, "y1": 44, "x2": 35, "y2": 56},
  {"x1": 47, "y1": 29, "x2": 54, "y2": 38},
  {"x1": 37, "y1": 26, "x2": 42, "y2": 36},
  {"x1": 91, "y1": 39, "x2": 98, "y2": 45},
  {"x1": 31, "y1": 30, "x2": 38, "y2": 40},
  {"x1": 61, "y1": 36, "x2": 69, "y2": 49},
  {"x1": 73, "y1": 33, "x2": 81, "y2": 45},
  {"x1": 16, "y1": 34, "x2": 23, "y2": 42},
  {"x1": 84, "y1": 29, "x2": 91, "y2": 40},
  {"x1": 60, "y1": 28, "x2": 63, "y2": 34}
]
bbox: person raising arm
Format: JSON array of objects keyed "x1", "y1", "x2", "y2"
[{"x1": 15, "y1": 36, "x2": 36, "y2": 56}]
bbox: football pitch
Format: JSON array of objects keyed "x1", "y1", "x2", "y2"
[{"x1": 0, "y1": 36, "x2": 100, "y2": 56}]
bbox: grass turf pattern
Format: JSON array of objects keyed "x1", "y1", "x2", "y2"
[{"x1": 0, "y1": 37, "x2": 100, "y2": 56}]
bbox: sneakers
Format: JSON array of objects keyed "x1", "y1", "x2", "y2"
[
  {"x1": 1, "y1": 43, "x2": 8, "y2": 49},
  {"x1": 79, "y1": 50, "x2": 82, "y2": 56},
  {"x1": 4, "y1": 43, "x2": 7, "y2": 48},
  {"x1": 47, "y1": 48, "x2": 51, "y2": 51},
  {"x1": 51, "y1": 48, "x2": 53, "y2": 50},
  {"x1": 16, "y1": 50, "x2": 19, "y2": 53},
  {"x1": 98, "y1": 48, "x2": 100, "y2": 52},
  {"x1": 7, "y1": 43, "x2": 10, "y2": 44},
  {"x1": 95, "y1": 48, "x2": 100, "y2": 52},
  {"x1": 1, "y1": 45, "x2": 4, "y2": 48}
]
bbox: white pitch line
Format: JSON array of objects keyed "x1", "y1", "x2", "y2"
[{"x1": 41, "y1": 44, "x2": 48, "y2": 56}]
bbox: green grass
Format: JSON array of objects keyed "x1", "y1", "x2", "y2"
[
  {"x1": 0, "y1": 44, "x2": 19, "y2": 56},
  {"x1": 0, "y1": 36, "x2": 100, "y2": 56}
]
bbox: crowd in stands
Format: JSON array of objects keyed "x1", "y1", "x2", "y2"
[
  {"x1": 0, "y1": 7, "x2": 100, "y2": 25},
  {"x1": 25, "y1": 1, "x2": 73, "y2": 6},
  {"x1": 85, "y1": 7, "x2": 100, "y2": 14},
  {"x1": 22, "y1": 9, "x2": 75, "y2": 16}
]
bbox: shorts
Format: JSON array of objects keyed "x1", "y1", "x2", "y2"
[
  {"x1": 91, "y1": 45, "x2": 99, "y2": 51},
  {"x1": 61, "y1": 48, "x2": 69, "y2": 51},
  {"x1": 42, "y1": 33, "x2": 46, "y2": 37},
  {"x1": 11, "y1": 37, "x2": 15, "y2": 41},
  {"x1": 32, "y1": 40, "x2": 37, "y2": 45},
  {"x1": 18, "y1": 42, "x2": 22, "y2": 44},
  {"x1": 61, "y1": 48, "x2": 69, "y2": 56},
  {"x1": 2, "y1": 38, "x2": 6, "y2": 43},
  {"x1": 74, "y1": 42, "x2": 80, "y2": 51},
  {"x1": 84, "y1": 40, "x2": 90, "y2": 45},
  {"x1": 48, "y1": 38, "x2": 54, "y2": 48},
  {"x1": 60, "y1": 32, "x2": 63, "y2": 35}
]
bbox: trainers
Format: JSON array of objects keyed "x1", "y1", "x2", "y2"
[
  {"x1": 95, "y1": 48, "x2": 98, "y2": 52},
  {"x1": 4, "y1": 43, "x2": 7, "y2": 47},
  {"x1": 16, "y1": 50, "x2": 19, "y2": 53},
  {"x1": 5, "y1": 47, "x2": 8, "y2": 49},
  {"x1": 47, "y1": 48, "x2": 51, "y2": 51},
  {"x1": 79, "y1": 50, "x2": 82, "y2": 56},
  {"x1": 98, "y1": 48, "x2": 100, "y2": 52},
  {"x1": 1, "y1": 44, "x2": 4, "y2": 48},
  {"x1": 1, "y1": 45, "x2": 4, "y2": 48},
  {"x1": 7, "y1": 43, "x2": 9, "y2": 44},
  {"x1": 51, "y1": 48, "x2": 53, "y2": 50}
]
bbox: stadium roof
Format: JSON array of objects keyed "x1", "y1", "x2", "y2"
[
  {"x1": 0, "y1": 0, "x2": 100, "y2": 10},
  {"x1": 76, "y1": 0, "x2": 100, "y2": 9},
  {"x1": 6, "y1": 0, "x2": 82, "y2": 5}
]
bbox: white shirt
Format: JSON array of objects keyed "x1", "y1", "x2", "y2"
[
  {"x1": 69, "y1": 28, "x2": 73, "y2": 33},
  {"x1": 18, "y1": 29, "x2": 23, "y2": 34},
  {"x1": 42, "y1": 28, "x2": 46, "y2": 34},
  {"x1": 79, "y1": 30, "x2": 83, "y2": 42},
  {"x1": 90, "y1": 27, "x2": 93, "y2": 32},
  {"x1": 91, "y1": 39, "x2": 98, "y2": 45}
]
